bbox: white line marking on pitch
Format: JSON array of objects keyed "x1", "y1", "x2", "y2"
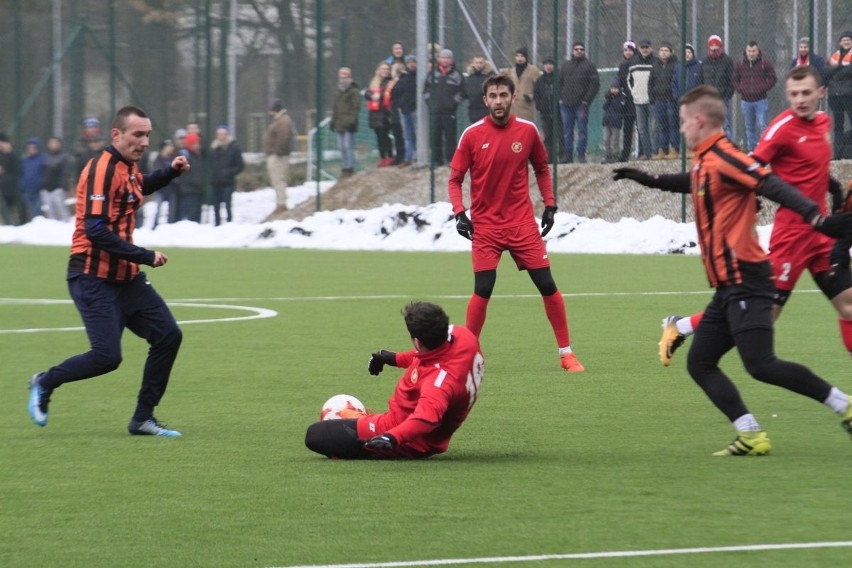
[
  {"x1": 269, "y1": 540, "x2": 852, "y2": 568},
  {"x1": 0, "y1": 299, "x2": 277, "y2": 334}
]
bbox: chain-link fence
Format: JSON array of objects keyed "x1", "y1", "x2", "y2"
[{"x1": 2, "y1": 1, "x2": 852, "y2": 216}]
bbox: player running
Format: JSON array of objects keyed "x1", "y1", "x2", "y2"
[
  {"x1": 613, "y1": 84, "x2": 852, "y2": 455},
  {"x1": 659, "y1": 66, "x2": 852, "y2": 367}
]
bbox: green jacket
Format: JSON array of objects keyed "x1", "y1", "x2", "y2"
[{"x1": 331, "y1": 82, "x2": 361, "y2": 133}]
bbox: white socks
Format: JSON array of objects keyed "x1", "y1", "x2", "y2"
[{"x1": 733, "y1": 413, "x2": 762, "y2": 432}]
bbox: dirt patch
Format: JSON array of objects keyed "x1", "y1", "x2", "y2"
[{"x1": 272, "y1": 160, "x2": 852, "y2": 224}]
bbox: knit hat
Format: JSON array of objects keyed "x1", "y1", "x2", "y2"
[
  {"x1": 660, "y1": 41, "x2": 673, "y2": 51},
  {"x1": 185, "y1": 133, "x2": 200, "y2": 148},
  {"x1": 439, "y1": 48, "x2": 453, "y2": 59},
  {"x1": 26, "y1": 137, "x2": 40, "y2": 148},
  {"x1": 173, "y1": 128, "x2": 187, "y2": 140},
  {"x1": 83, "y1": 117, "x2": 100, "y2": 129},
  {"x1": 841, "y1": 31, "x2": 852, "y2": 41},
  {"x1": 515, "y1": 47, "x2": 529, "y2": 59},
  {"x1": 638, "y1": 38, "x2": 652, "y2": 47},
  {"x1": 685, "y1": 43, "x2": 695, "y2": 55},
  {"x1": 269, "y1": 100, "x2": 283, "y2": 112},
  {"x1": 404, "y1": 54, "x2": 416, "y2": 63},
  {"x1": 542, "y1": 57, "x2": 554, "y2": 65},
  {"x1": 623, "y1": 41, "x2": 636, "y2": 52},
  {"x1": 708, "y1": 34, "x2": 723, "y2": 48}
]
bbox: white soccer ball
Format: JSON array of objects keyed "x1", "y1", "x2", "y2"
[{"x1": 320, "y1": 394, "x2": 366, "y2": 421}]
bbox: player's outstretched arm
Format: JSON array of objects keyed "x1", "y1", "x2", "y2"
[
  {"x1": 367, "y1": 349, "x2": 397, "y2": 376},
  {"x1": 612, "y1": 168, "x2": 691, "y2": 193}
]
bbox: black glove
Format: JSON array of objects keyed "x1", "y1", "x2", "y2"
[
  {"x1": 364, "y1": 433, "x2": 397, "y2": 451},
  {"x1": 830, "y1": 177, "x2": 844, "y2": 212},
  {"x1": 814, "y1": 213, "x2": 852, "y2": 239},
  {"x1": 455, "y1": 212, "x2": 474, "y2": 240},
  {"x1": 541, "y1": 205, "x2": 557, "y2": 237},
  {"x1": 612, "y1": 167, "x2": 656, "y2": 187},
  {"x1": 828, "y1": 239, "x2": 852, "y2": 281},
  {"x1": 368, "y1": 349, "x2": 396, "y2": 376}
]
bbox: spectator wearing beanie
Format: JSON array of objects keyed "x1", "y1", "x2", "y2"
[
  {"x1": 504, "y1": 47, "x2": 541, "y2": 122},
  {"x1": 826, "y1": 31, "x2": 852, "y2": 159},
  {"x1": 672, "y1": 43, "x2": 704, "y2": 101},
  {"x1": 703, "y1": 34, "x2": 735, "y2": 138},
  {"x1": 617, "y1": 40, "x2": 637, "y2": 161}
]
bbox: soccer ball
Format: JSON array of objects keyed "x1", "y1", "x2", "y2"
[{"x1": 320, "y1": 394, "x2": 366, "y2": 421}]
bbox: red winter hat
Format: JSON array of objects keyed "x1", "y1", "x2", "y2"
[
  {"x1": 185, "y1": 133, "x2": 201, "y2": 148},
  {"x1": 708, "y1": 35, "x2": 723, "y2": 49}
]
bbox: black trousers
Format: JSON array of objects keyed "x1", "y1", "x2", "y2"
[
  {"x1": 686, "y1": 280, "x2": 832, "y2": 423},
  {"x1": 41, "y1": 273, "x2": 182, "y2": 417},
  {"x1": 433, "y1": 113, "x2": 457, "y2": 166},
  {"x1": 305, "y1": 419, "x2": 372, "y2": 459}
]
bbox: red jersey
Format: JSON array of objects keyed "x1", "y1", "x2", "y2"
[
  {"x1": 448, "y1": 114, "x2": 554, "y2": 228},
  {"x1": 358, "y1": 325, "x2": 484, "y2": 458},
  {"x1": 753, "y1": 109, "x2": 832, "y2": 229}
]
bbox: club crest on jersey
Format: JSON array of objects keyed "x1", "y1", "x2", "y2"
[
  {"x1": 511, "y1": 141, "x2": 523, "y2": 153},
  {"x1": 410, "y1": 369, "x2": 419, "y2": 384},
  {"x1": 90, "y1": 194, "x2": 105, "y2": 201}
]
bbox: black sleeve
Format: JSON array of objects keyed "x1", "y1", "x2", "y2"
[
  {"x1": 649, "y1": 172, "x2": 692, "y2": 193},
  {"x1": 84, "y1": 217, "x2": 156, "y2": 265},
  {"x1": 757, "y1": 174, "x2": 820, "y2": 223},
  {"x1": 141, "y1": 167, "x2": 181, "y2": 196}
]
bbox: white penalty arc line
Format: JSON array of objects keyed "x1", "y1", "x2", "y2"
[
  {"x1": 270, "y1": 541, "x2": 852, "y2": 568},
  {"x1": 0, "y1": 299, "x2": 277, "y2": 334}
]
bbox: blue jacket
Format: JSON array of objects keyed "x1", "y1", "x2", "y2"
[
  {"x1": 20, "y1": 151, "x2": 45, "y2": 195},
  {"x1": 672, "y1": 57, "x2": 704, "y2": 100}
]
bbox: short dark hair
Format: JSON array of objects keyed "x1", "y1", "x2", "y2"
[
  {"x1": 112, "y1": 106, "x2": 148, "y2": 130},
  {"x1": 786, "y1": 65, "x2": 823, "y2": 86},
  {"x1": 403, "y1": 302, "x2": 449, "y2": 350},
  {"x1": 747, "y1": 40, "x2": 759, "y2": 48},
  {"x1": 482, "y1": 73, "x2": 515, "y2": 97}
]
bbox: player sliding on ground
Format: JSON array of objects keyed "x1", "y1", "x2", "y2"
[{"x1": 613, "y1": 84, "x2": 852, "y2": 455}]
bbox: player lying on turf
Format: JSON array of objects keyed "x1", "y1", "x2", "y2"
[{"x1": 305, "y1": 301, "x2": 484, "y2": 459}]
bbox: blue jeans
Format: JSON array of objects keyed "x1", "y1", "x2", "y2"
[
  {"x1": 635, "y1": 104, "x2": 653, "y2": 157},
  {"x1": 400, "y1": 111, "x2": 416, "y2": 162},
  {"x1": 336, "y1": 131, "x2": 355, "y2": 170},
  {"x1": 740, "y1": 98, "x2": 767, "y2": 151},
  {"x1": 560, "y1": 102, "x2": 589, "y2": 159},
  {"x1": 653, "y1": 100, "x2": 680, "y2": 153},
  {"x1": 722, "y1": 97, "x2": 733, "y2": 140}
]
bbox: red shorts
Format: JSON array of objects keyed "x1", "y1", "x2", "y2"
[
  {"x1": 471, "y1": 222, "x2": 550, "y2": 272},
  {"x1": 769, "y1": 225, "x2": 833, "y2": 291}
]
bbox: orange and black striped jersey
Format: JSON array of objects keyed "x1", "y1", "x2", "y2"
[
  {"x1": 690, "y1": 131, "x2": 773, "y2": 288},
  {"x1": 68, "y1": 146, "x2": 177, "y2": 282}
]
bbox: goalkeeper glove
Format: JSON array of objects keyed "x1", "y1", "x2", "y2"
[
  {"x1": 368, "y1": 349, "x2": 396, "y2": 376},
  {"x1": 541, "y1": 206, "x2": 557, "y2": 237},
  {"x1": 455, "y1": 212, "x2": 474, "y2": 240},
  {"x1": 364, "y1": 433, "x2": 397, "y2": 451}
]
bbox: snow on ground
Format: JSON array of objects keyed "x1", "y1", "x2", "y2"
[{"x1": 0, "y1": 180, "x2": 773, "y2": 254}]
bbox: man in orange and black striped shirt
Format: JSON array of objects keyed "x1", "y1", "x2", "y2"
[
  {"x1": 613, "y1": 85, "x2": 852, "y2": 456},
  {"x1": 28, "y1": 105, "x2": 190, "y2": 437}
]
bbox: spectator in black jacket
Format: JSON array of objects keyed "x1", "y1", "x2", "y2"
[
  {"x1": 0, "y1": 132, "x2": 23, "y2": 225},
  {"x1": 423, "y1": 49, "x2": 466, "y2": 166},
  {"x1": 209, "y1": 126, "x2": 245, "y2": 225},
  {"x1": 533, "y1": 58, "x2": 565, "y2": 161},
  {"x1": 392, "y1": 55, "x2": 419, "y2": 166},
  {"x1": 617, "y1": 41, "x2": 637, "y2": 161},
  {"x1": 464, "y1": 54, "x2": 495, "y2": 124},
  {"x1": 41, "y1": 136, "x2": 71, "y2": 221},
  {"x1": 649, "y1": 41, "x2": 680, "y2": 159},
  {"x1": 559, "y1": 42, "x2": 600, "y2": 163},
  {"x1": 602, "y1": 83, "x2": 626, "y2": 163},
  {"x1": 703, "y1": 35, "x2": 735, "y2": 138}
]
